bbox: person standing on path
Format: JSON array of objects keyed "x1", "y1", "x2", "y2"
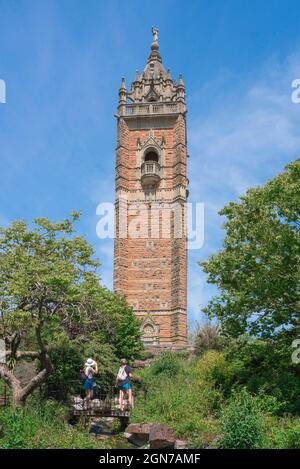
[
  {"x1": 83, "y1": 358, "x2": 98, "y2": 408},
  {"x1": 116, "y1": 358, "x2": 133, "y2": 411}
]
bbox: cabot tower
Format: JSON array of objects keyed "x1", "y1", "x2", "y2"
[{"x1": 114, "y1": 28, "x2": 188, "y2": 347}]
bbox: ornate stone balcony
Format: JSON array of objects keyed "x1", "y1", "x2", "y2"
[
  {"x1": 124, "y1": 102, "x2": 181, "y2": 117},
  {"x1": 141, "y1": 161, "x2": 161, "y2": 187}
]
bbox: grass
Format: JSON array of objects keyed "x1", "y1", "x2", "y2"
[
  {"x1": 0, "y1": 397, "x2": 110, "y2": 449},
  {"x1": 130, "y1": 351, "x2": 300, "y2": 449},
  {"x1": 131, "y1": 352, "x2": 223, "y2": 443}
]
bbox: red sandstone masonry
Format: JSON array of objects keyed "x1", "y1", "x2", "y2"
[{"x1": 113, "y1": 33, "x2": 188, "y2": 346}]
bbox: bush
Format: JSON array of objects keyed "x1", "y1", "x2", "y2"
[
  {"x1": 131, "y1": 353, "x2": 223, "y2": 438},
  {"x1": 211, "y1": 337, "x2": 300, "y2": 414},
  {"x1": 0, "y1": 398, "x2": 108, "y2": 449},
  {"x1": 82, "y1": 341, "x2": 119, "y2": 393},
  {"x1": 150, "y1": 352, "x2": 182, "y2": 377},
  {"x1": 137, "y1": 349, "x2": 154, "y2": 361},
  {"x1": 285, "y1": 422, "x2": 300, "y2": 449},
  {"x1": 219, "y1": 388, "x2": 265, "y2": 449},
  {"x1": 194, "y1": 323, "x2": 223, "y2": 356},
  {"x1": 42, "y1": 337, "x2": 121, "y2": 401},
  {"x1": 42, "y1": 338, "x2": 83, "y2": 401}
]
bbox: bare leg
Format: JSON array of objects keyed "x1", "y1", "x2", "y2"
[
  {"x1": 127, "y1": 389, "x2": 134, "y2": 409},
  {"x1": 119, "y1": 389, "x2": 124, "y2": 411},
  {"x1": 84, "y1": 389, "x2": 92, "y2": 409}
]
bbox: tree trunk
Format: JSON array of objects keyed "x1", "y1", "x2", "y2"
[
  {"x1": 0, "y1": 312, "x2": 53, "y2": 407},
  {"x1": 12, "y1": 388, "x2": 26, "y2": 408},
  {"x1": 0, "y1": 356, "x2": 53, "y2": 408}
]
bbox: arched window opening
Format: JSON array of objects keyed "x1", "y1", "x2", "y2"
[{"x1": 144, "y1": 151, "x2": 159, "y2": 162}]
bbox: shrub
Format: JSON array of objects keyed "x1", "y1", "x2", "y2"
[
  {"x1": 42, "y1": 338, "x2": 83, "y2": 401},
  {"x1": 131, "y1": 353, "x2": 223, "y2": 438},
  {"x1": 150, "y1": 352, "x2": 182, "y2": 377},
  {"x1": 220, "y1": 388, "x2": 265, "y2": 449},
  {"x1": 211, "y1": 336, "x2": 300, "y2": 414},
  {"x1": 137, "y1": 349, "x2": 154, "y2": 361},
  {"x1": 285, "y1": 420, "x2": 300, "y2": 449},
  {"x1": 0, "y1": 398, "x2": 108, "y2": 449},
  {"x1": 82, "y1": 341, "x2": 119, "y2": 393},
  {"x1": 194, "y1": 323, "x2": 223, "y2": 356}
]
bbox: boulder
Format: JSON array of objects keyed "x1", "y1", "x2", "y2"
[
  {"x1": 175, "y1": 439, "x2": 188, "y2": 449},
  {"x1": 149, "y1": 424, "x2": 176, "y2": 449},
  {"x1": 125, "y1": 423, "x2": 153, "y2": 447},
  {"x1": 126, "y1": 423, "x2": 153, "y2": 435}
]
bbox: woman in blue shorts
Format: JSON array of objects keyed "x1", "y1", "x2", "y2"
[
  {"x1": 83, "y1": 358, "x2": 98, "y2": 408},
  {"x1": 116, "y1": 358, "x2": 133, "y2": 411}
]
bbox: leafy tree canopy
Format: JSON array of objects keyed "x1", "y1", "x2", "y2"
[
  {"x1": 0, "y1": 214, "x2": 142, "y2": 406},
  {"x1": 200, "y1": 158, "x2": 300, "y2": 339}
]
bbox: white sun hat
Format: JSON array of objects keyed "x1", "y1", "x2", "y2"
[{"x1": 85, "y1": 358, "x2": 96, "y2": 367}]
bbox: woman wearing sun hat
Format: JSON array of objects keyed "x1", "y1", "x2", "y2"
[{"x1": 83, "y1": 358, "x2": 98, "y2": 408}]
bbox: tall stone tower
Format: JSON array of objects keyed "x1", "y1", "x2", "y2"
[{"x1": 114, "y1": 28, "x2": 188, "y2": 347}]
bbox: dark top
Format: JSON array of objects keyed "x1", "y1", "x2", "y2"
[{"x1": 117, "y1": 365, "x2": 133, "y2": 386}]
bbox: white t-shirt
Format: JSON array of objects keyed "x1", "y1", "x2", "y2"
[{"x1": 85, "y1": 366, "x2": 94, "y2": 379}]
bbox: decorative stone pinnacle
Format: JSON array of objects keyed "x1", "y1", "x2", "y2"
[
  {"x1": 178, "y1": 74, "x2": 185, "y2": 87},
  {"x1": 119, "y1": 77, "x2": 126, "y2": 91}
]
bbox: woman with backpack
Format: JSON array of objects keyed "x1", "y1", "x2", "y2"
[{"x1": 116, "y1": 358, "x2": 134, "y2": 411}]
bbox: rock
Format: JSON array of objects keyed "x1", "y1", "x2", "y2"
[
  {"x1": 125, "y1": 423, "x2": 153, "y2": 435},
  {"x1": 149, "y1": 424, "x2": 176, "y2": 449},
  {"x1": 125, "y1": 423, "x2": 153, "y2": 447},
  {"x1": 90, "y1": 417, "x2": 118, "y2": 435},
  {"x1": 125, "y1": 432, "x2": 148, "y2": 447},
  {"x1": 175, "y1": 439, "x2": 188, "y2": 449}
]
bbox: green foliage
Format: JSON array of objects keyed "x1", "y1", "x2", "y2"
[
  {"x1": 137, "y1": 349, "x2": 155, "y2": 360},
  {"x1": 264, "y1": 415, "x2": 300, "y2": 449},
  {"x1": 0, "y1": 214, "x2": 142, "y2": 404},
  {"x1": 0, "y1": 398, "x2": 108, "y2": 449},
  {"x1": 131, "y1": 349, "x2": 300, "y2": 448},
  {"x1": 150, "y1": 352, "x2": 182, "y2": 377},
  {"x1": 91, "y1": 290, "x2": 142, "y2": 359},
  {"x1": 41, "y1": 338, "x2": 83, "y2": 400},
  {"x1": 81, "y1": 341, "x2": 119, "y2": 393},
  {"x1": 219, "y1": 388, "x2": 264, "y2": 449},
  {"x1": 210, "y1": 337, "x2": 300, "y2": 414},
  {"x1": 193, "y1": 322, "x2": 223, "y2": 356},
  {"x1": 285, "y1": 421, "x2": 300, "y2": 448},
  {"x1": 131, "y1": 352, "x2": 223, "y2": 438},
  {"x1": 200, "y1": 158, "x2": 300, "y2": 338}
]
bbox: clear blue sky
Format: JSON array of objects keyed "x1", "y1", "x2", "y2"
[{"x1": 1, "y1": 0, "x2": 300, "y2": 329}]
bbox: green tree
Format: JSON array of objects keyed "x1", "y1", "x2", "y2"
[
  {"x1": 0, "y1": 215, "x2": 142, "y2": 407},
  {"x1": 200, "y1": 158, "x2": 300, "y2": 339}
]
